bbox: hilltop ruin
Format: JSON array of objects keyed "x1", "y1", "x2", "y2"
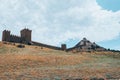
[
  {"x1": 2, "y1": 28, "x2": 66, "y2": 50},
  {"x1": 2, "y1": 28, "x2": 106, "y2": 52},
  {"x1": 2, "y1": 29, "x2": 31, "y2": 44},
  {"x1": 67, "y1": 38, "x2": 106, "y2": 52}
]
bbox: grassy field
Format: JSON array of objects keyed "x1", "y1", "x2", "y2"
[{"x1": 0, "y1": 42, "x2": 120, "y2": 80}]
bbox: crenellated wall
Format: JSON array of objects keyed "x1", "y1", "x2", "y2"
[
  {"x1": 2, "y1": 28, "x2": 108, "y2": 52},
  {"x1": 10, "y1": 35, "x2": 23, "y2": 43},
  {"x1": 2, "y1": 28, "x2": 66, "y2": 51},
  {"x1": 2, "y1": 28, "x2": 32, "y2": 44}
]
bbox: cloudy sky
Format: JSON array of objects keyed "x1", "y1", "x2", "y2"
[{"x1": 0, "y1": 0, "x2": 120, "y2": 50}]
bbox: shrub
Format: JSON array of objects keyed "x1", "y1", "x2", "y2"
[{"x1": 17, "y1": 44, "x2": 25, "y2": 48}]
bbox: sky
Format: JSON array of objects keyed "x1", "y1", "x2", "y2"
[{"x1": 0, "y1": 0, "x2": 120, "y2": 50}]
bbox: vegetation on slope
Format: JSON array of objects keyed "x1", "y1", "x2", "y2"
[{"x1": 0, "y1": 42, "x2": 120, "y2": 79}]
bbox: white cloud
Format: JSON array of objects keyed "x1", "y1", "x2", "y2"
[{"x1": 0, "y1": 0, "x2": 120, "y2": 46}]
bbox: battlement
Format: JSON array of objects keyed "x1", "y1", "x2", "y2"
[
  {"x1": 21, "y1": 28, "x2": 32, "y2": 32},
  {"x1": 2, "y1": 29, "x2": 107, "y2": 52},
  {"x1": 3, "y1": 30, "x2": 11, "y2": 32},
  {"x1": 10, "y1": 35, "x2": 22, "y2": 43},
  {"x1": 2, "y1": 28, "x2": 32, "y2": 44}
]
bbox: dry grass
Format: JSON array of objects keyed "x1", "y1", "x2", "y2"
[{"x1": 0, "y1": 42, "x2": 120, "y2": 79}]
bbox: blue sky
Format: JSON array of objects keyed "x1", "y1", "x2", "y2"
[
  {"x1": 97, "y1": 0, "x2": 120, "y2": 12},
  {"x1": 0, "y1": 0, "x2": 120, "y2": 50},
  {"x1": 96, "y1": 0, "x2": 120, "y2": 50}
]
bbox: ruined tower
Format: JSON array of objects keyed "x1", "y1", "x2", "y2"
[
  {"x1": 2, "y1": 30, "x2": 10, "y2": 42},
  {"x1": 20, "y1": 28, "x2": 32, "y2": 43},
  {"x1": 61, "y1": 44, "x2": 67, "y2": 51}
]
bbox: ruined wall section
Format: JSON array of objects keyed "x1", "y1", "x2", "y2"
[
  {"x1": 2, "y1": 28, "x2": 32, "y2": 44},
  {"x1": 32, "y1": 41, "x2": 62, "y2": 50},
  {"x1": 2, "y1": 30, "x2": 23, "y2": 43},
  {"x1": 10, "y1": 35, "x2": 23, "y2": 43}
]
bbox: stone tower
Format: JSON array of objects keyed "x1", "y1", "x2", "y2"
[
  {"x1": 20, "y1": 28, "x2": 32, "y2": 42},
  {"x1": 61, "y1": 44, "x2": 67, "y2": 51},
  {"x1": 2, "y1": 30, "x2": 10, "y2": 42}
]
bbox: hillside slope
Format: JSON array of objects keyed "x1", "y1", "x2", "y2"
[{"x1": 0, "y1": 42, "x2": 120, "y2": 80}]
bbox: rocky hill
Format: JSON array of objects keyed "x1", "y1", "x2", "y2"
[{"x1": 67, "y1": 38, "x2": 106, "y2": 52}]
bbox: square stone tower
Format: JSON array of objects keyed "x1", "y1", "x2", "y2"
[
  {"x1": 20, "y1": 28, "x2": 32, "y2": 42},
  {"x1": 61, "y1": 44, "x2": 67, "y2": 51},
  {"x1": 2, "y1": 30, "x2": 11, "y2": 42}
]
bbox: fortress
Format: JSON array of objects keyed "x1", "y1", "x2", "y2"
[
  {"x1": 2, "y1": 28, "x2": 66, "y2": 51},
  {"x1": 2, "y1": 29, "x2": 32, "y2": 44},
  {"x1": 2, "y1": 28, "x2": 107, "y2": 52}
]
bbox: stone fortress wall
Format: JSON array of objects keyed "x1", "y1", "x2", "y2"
[
  {"x1": 2, "y1": 29, "x2": 31, "y2": 44},
  {"x1": 2, "y1": 28, "x2": 109, "y2": 52},
  {"x1": 2, "y1": 28, "x2": 66, "y2": 51}
]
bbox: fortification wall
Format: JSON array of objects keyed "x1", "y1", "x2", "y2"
[
  {"x1": 2, "y1": 29, "x2": 63, "y2": 51},
  {"x1": 32, "y1": 41, "x2": 62, "y2": 50},
  {"x1": 10, "y1": 35, "x2": 22, "y2": 43}
]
